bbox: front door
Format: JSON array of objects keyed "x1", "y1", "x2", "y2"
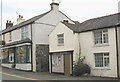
[{"x1": 64, "y1": 54, "x2": 71, "y2": 76}]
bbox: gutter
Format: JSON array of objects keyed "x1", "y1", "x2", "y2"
[
  {"x1": 30, "y1": 24, "x2": 33, "y2": 71},
  {"x1": 115, "y1": 26, "x2": 119, "y2": 78}
]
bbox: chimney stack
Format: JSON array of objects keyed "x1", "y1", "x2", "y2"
[
  {"x1": 6, "y1": 20, "x2": 13, "y2": 29},
  {"x1": 17, "y1": 15, "x2": 25, "y2": 24},
  {"x1": 50, "y1": 0, "x2": 60, "y2": 11}
]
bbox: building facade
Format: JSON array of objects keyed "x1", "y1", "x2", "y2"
[
  {"x1": 49, "y1": 13, "x2": 120, "y2": 77},
  {"x1": 1, "y1": 1, "x2": 74, "y2": 72}
]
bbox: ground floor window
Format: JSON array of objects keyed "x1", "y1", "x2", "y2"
[
  {"x1": 16, "y1": 45, "x2": 31, "y2": 63},
  {"x1": 2, "y1": 49, "x2": 9, "y2": 63},
  {"x1": 94, "y1": 53, "x2": 109, "y2": 67},
  {"x1": 8, "y1": 48, "x2": 14, "y2": 63},
  {"x1": 2, "y1": 45, "x2": 31, "y2": 64}
]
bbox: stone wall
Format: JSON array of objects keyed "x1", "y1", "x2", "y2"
[{"x1": 36, "y1": 44, "x2": 49, "y2": 72}]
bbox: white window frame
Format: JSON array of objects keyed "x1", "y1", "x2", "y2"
[
  {"x1": 94, "y1": 29, "x2": 108, "y2": 45},
  {"x1": 57, "y1": 34, "x2": 64, "y2": 46},
  {"x1": 94, "y1": 53, "x2": 110, "y2": 68},
  {"x1": 9, "y1": 32, "x2": 12, "y2": 41},
  {"x1": 21, "y1": 26, "x2": 28, "y2": 39}
]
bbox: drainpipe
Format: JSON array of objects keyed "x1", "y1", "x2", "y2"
[
  {"x1": 115, "y1": 26, "x2": 119, "y2": 78},
  {"x1": 30, "y1": 23, "x2": 33, "y2": 71}
]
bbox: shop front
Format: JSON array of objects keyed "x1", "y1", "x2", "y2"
[{"x1": 1, "y1": 41, "x2": 32, "y2": 71}]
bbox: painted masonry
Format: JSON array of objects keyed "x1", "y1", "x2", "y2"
[
  {"x1": 1, "y1": 0, "x2": 120, "y2": 78},
  {"x1": 1, "y1": 0, "x2": 74, "y2": 72}
]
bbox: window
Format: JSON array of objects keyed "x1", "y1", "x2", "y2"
[
  {"x1": 94, "y1": 53, "x2": 109, "y2": 67},
  {"x1": 9, "y1": 32, "x2": 12, "y2": 41},
  {"x1": 8, "y1": 48, "x2": 14, "y2": 63},
  {"x1": 94, "y1": 29, "x2": 108, "y2": 45},
  {"x1": 16, "y1": 46, "x2": 31, "y2": 63},
  {"x1": 21, "y1": 26, "x2": 28, "y2": 39},
  {"x1": 57, "y1": 34, "x2": 64, "y2": 45}
]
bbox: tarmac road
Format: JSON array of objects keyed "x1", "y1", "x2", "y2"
[{"x1": 0, "y1": 66, "x2": 119, "y2": 82}]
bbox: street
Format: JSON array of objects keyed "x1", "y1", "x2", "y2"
[{"x1": 0, "y1": 66, "x2": 119, "y2": 82}]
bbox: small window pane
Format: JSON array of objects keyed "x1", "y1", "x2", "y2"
[{"x1": 57, "y1": 34, "x2": 64, "y2": 45}]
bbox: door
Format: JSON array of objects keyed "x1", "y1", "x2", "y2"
[{"x1": 64, "y1": 54, "x2": 71, "y2": 76}]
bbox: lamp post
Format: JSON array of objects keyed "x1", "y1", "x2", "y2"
[
  {"x1": 0, "y1": 0, "x2": 2, "y2": 59},
  {"x1": 0, "y1": 0, "x2": 2, "y2": 81}
]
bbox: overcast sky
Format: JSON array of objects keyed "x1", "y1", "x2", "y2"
[{"x1": 1, "y1": 0, "x2": 120, "y2": 29}]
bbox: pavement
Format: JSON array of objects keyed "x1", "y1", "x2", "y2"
[{"x1": 0, "y1": 66, "x2": 119, "y2": 81}]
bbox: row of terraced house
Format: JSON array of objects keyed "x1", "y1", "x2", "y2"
[{"x1": 1, "y1": 0, "x2": 120, "y2": 78}]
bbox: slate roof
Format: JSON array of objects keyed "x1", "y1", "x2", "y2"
[
  {"x1": 2, "y1": 10, "x2": 51, "y2": 34},
  {"x1": 63, "y1": 13, "x2": 120, "y2": 33},
  {"x1": 62, "y1": 21, "x2": 80, "y2": 32},
  {"x1": 2, "y1": 38, "x2": 32, "y2": 47}
]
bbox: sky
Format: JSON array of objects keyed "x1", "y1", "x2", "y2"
[{"x1": 1, "y1": 0, "x2": 120, "y2": 30}]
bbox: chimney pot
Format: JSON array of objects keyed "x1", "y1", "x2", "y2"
[
  {"x1": 50, "y1": 0, "x2": 59, "y2": 11},
  {"x1": 19, "y1": 15, "x2": 21, "y2": 18},
  {"x1": 17, "y1": 15, "x2": 25, "y2": 24},
  {"x1": 7, "y1": 20, "x2": 9, "y2": 23},
  {"x1": 63, "y1": 20, "x2": 68, "y2": 22},
  {"x1": 6, "y1": 20, "x2": 13, "y2": 29}
]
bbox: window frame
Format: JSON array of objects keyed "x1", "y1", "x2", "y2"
[
  {"x1": 57, "y1": 33, "x2": 64, "y2": 46},
  {"x1": 93, "y1": 29, "x2": 109, "y2": 46},
  {"x1": 21, "y1": 26, "x2": 28, "y2": 39},
  {"x1": 94, "y1": 52, "x2": 110, "y2": 69},
  {"x1": 9, "y1": 32, "x2": 12, "y2": 41}
]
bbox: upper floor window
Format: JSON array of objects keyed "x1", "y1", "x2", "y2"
[
  {"x1": 94, "y1": 29, "x2": 108, "y2": 45},
  {"x1": 21, "y1": 26, "x2": 28, "y2": 39},
  {"x1": 94, "y1": 53, "x2": 109, "y2": 68},
  {"x1": 9, "y1": 32, "x2": 12, "y2": 41},
  {"x1": 57, "y1": 34, "x2": 64, "y2": 46}
]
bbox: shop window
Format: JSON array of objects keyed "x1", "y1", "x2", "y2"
[
  {"x1": 2, "y1": 49, "x2": 9, "y2": 63},
  {"x1": 9, "y1": 48, "x2": 14, "y2": 63},
  {"x1": 16, "y1": 46, "x2": 31, "y2": 63}
]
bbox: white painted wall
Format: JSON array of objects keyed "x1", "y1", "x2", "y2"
[
  {"x1": 36, "y1": 11, "x2": 74, "y2": 26},
  {"x1": 49, "y1": 22, "x2": 118, "y2": 77},
  {"x1": 49, "y1": 23, "x2": 80, "y2": 62},
  {"x1": 1, "y1": 64, "x2": 12, "y2": 68},
  {"x1": 79, "y1": 28, "x2": 117, "y2": 77},
  {"x1": 49, "y1": 22, "x2": 80, "y2": 73},
  {"x1": 32, "y1": 9, "x2": 74, "y2": 72},
  {"x1": 4, "y1": 25, "x2": 31, "y2": 44},
  {"x1": 49, "y1": 23, "x2": 75, "y2": 52},
  {"x1": 16, "y1": 64, "x2": 31, "y2": 71},
  {"x1": 12, "y1": 29, "x2": 21, "y2": 42}
]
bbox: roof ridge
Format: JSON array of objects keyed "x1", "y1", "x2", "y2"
[
  {"x1": 81, "y1": 12, "x2": 120, "y2": 24},
  {"x1": 2, "y1": 10, "x2": 51, "y2": 34}
]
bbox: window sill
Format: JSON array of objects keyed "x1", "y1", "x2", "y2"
[
  {"x1": 9, "y1": 40, "x2": 12, "y2": 42},
  {"x1": 94, "y1": 44, "x2": 109, "y2": 47},
  {"x1": 57, "y1": 44, "x2": 64, "y2": 46},
  {"x1": 93, "y1": 67, "x2": 111, "y2": 70}
]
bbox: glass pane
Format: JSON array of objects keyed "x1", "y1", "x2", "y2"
[
  {"x1": 16, "y1": 46, "x2": 26, "y2": 63},
  {"x1": 94, "y1": 31, "x2": 102, "y2": 44},
  {"x1": 104, "y1": 57, "x2": 109, "y2": 67},
  {"x1": 95, "y1": 53, "x2": 103, "y2": 67},
  {"x1": 58, "y1": 34, "x2": 64, "y2": 45},
  {"x1": 103, "y1": 34, "x2": 108, "y2": 43}
]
